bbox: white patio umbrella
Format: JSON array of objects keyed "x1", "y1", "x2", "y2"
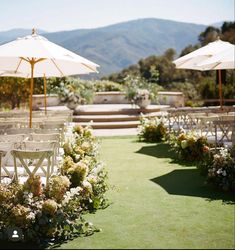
[
  {"x1": 173, "y1": 39, "x2": 233, "y2": 69},
  {"x1": 197, "y1": 45, "x2": 235, "y2": 70},
  {"x1": 173, "y1": 39, "x2": 234, "y2": 108},
  {"x1": 0, "y1": 29, "x2": 99, "y2": 127}
]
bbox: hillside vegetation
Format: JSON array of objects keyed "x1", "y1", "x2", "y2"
[{"x1": 103, "y1": 22, "x2": 235, "y2": 105}]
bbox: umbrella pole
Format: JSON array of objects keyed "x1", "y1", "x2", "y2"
[
  {"x1": 43, "y1": 74, "x2": 47, "y2": 115},
  {"x1": 218, "y1": 69, "x2": 223, "y2": 109},
  {"x1": 29, "y1": 61, "x2": 35, "y2": 128}
]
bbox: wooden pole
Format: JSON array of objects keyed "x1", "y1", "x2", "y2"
[
  {"x1": 29, "y1": 61, "x2": 34, "y2": 128},
  {"x1": 218, "y1": 69, "x2": 223, "y2": 109},
  {"x1": 43, "y1": 74, "x2": 47, "y2": 115}
]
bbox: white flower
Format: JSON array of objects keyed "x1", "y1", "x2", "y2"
[
  {"x1": 87, "y1": 175, "x2": 98, "y2": 184},
  {"x1": 91, "y1": 163, "x2": 104, "y2": 175},
  {"x1": 217, "y1": 169, "x2": 222, "y2": 174},
  {"x1": 27, "y1": 212, "x2": 35, "y2": 220},
  {"x1": 62, "y1": 186, "x2": 82, "y2": 205},
  {"x1": 82, "y1": 180, "x2": 93, "y2": 193},
  {"x1": 222, "y1": 170, "x2": 227, "y2": 176}
]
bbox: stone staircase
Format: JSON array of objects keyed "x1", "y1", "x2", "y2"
[{"x1": 72, "y1": 104, "x2": 168, "y2": 129}]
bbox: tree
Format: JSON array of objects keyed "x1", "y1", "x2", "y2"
[
  {"x1": 221, "y1": 21, "x2": 235, "y2": 44},
  {"x1": 0, "y1": 77, "x2": 30, "y2": 109},
  {"x1": 164, "y1": 48, "x2": 176, "y2": 61},
  {"x1": 179, "y1": 44, "x2": 200, "y2": 57},
  {"x1": 199, "y1": 26, "x2": 220, "y2": 46}
]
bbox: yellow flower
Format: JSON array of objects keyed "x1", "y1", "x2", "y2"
[
  {"x1": 42, "y1": 199, "x2": 58, "y2": 216},
  {"x1": 181, "y1": 140, "x2": 188, "y2": 149}
]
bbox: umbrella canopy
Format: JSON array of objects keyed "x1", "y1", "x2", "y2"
[
  {"x1": 173, "y1": 39, "x2": 233, "y2": 70},
  {"x1": 197, "y1": 45, "x2": 235, "y2": 70},
  {"x1": 173, "y1": 39, "x2": 234, "y2": 108},
  {"x1": 0, "y1": 29, "x2": 99, "y2": 127}
]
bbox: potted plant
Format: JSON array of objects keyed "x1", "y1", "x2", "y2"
[{"x1": 134, "y1": 89, "x2": 151, "y2": 108}]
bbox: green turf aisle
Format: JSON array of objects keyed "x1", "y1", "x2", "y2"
[{"x1": 60, "y1": 137, "x2": 235, "y2": 249}]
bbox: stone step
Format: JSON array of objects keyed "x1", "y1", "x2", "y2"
[
  {"x1": 74, "y1": 104, "x2": 166, "y2": 116},
  {"x1": 73, "y1": 112, "x2": 163, "y2": 122},
  {"x1": 76, "y1": 121, "x2": 141, "y2": 129}
]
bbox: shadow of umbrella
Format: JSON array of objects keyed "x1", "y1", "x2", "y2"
[
  {"x1": 135, "y1": 143, "x2": 195, "y2": 167},
  {"x1": 135, "y1": 143, "x2": 173, "y2": 159},
  {"x1": 151, "y1": 168, "x2": 235, "y2": 204}
]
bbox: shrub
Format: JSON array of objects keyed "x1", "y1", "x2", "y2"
[
  {"x1": 138, "y1": 116, "x2": 167, "y2": 142},
  {"x1": 124, "y1": 75, "x2": 163, "y2": 104},
  {"x1": 94, "y1": 80, "x2": 123, "y2": 92},
  {"x1": 62, "y1": 125, "x2": 109, "y2": 210},
  {"x1": 174, "y1": 131, "x2": 210, "y2": 162},
  {"x1": 57, "y1": 78, "x2": 94, "y2": 106},
  {"x1": 206, "y1": 147, "x2": 235, "y2": 192}
]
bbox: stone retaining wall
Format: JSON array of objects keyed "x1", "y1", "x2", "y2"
[{"x1": 93, "y1": 91, "x2": 129, "y2": 104}]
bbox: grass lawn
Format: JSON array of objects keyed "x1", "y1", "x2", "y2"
[{"x1": 59, "y1": 136, "x2": 235, "y2": 249}]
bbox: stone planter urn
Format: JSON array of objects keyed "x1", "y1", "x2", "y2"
[
  {"x1": 65, "y1": 93, "x2": 80, "y2": 110},
  {"x1": 136, "y1": 98, "x2": 151, "y2": 109},
  {"x1": 66, "y1": 101, "x2": 78, "y2": 110},
  {"x1": 135, "y1": 89, "x2": 151, "y2": 109}
]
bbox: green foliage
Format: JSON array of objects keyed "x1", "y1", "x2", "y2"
[
  {"x1": 179, "y1": 44, "x2": 200, "y2": 57},
  {"x1": 62, "y1": 125, "x2": 109, "y2": 210},
  {"x1": 169, "y1": 82, "x2": 200, "y2": 102},
  {"x1": 57, "y1": 77, "x2": 94, "y2": 106},
  {"x1": 199, "y1": 26, "x2": 220, "y2": 46},
  {"x1": 173, "y1": 131, "x2": 210, "y2": 162},
  {"x1": 206, "y1": 148, "x2": 235, "y2": 192},
  {"x1": 198, "y1": 77, "x2": 217, "y2": 99},
  {"x1": 221, "y1": 22, "x2": 235, "y2": 44},
  {"x1": 104, "y1": 21, "x2": 235, "y2": 105},
  {"x1": 0, "y1": 77, "x2": 30, "y2": 109},
  {"x1": 138, "y1": 116, "x2": 167, "y2": 142},
  {"x1": 93, "y1": 80, "x2": 124, "y2": 92},
  {"x1": 124, "y1": 75, "x2": 162, "y2": 103}
]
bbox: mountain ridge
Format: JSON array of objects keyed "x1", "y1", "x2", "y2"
[{"x1": 0, "y1": 18, "x2": 209, "y2": 77}]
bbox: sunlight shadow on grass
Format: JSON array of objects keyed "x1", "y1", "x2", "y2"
[
  {"x1": 135, "y1": 143, "x2": 195, "y2": 167},
  {"x1": 151, "y1": 168, "x2": 235, "y2": 204}
]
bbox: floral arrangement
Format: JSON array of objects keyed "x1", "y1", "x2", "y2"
[
  {"x1": 62, "y1": 125, "x2": 108, "y2": 210},
  {"x1": 138, "y1": 116, "x2": 167, "y2": 142},
  {"x1": 0, "y1": 125, "x2": 108, "y2": 246},
  {"x1": 206, "y1": 147, "x2": 235, "y2": 192},
  {"x1": 124, "y1": 75, "x2": 162, "y2": 106},
  {"x1": 174, "y1": 131, "x2": 210, "y2": 162}
]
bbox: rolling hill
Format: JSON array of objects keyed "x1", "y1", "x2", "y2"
[{"x1": 0, "y1": 18, "x2": 207, "y2": 77}]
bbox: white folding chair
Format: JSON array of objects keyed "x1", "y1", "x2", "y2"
[
  {"x1": 11, "y1": 149, "x2": 54, "y2": 186},
  {"x1": 5, "y1": 128, "x2": 35, "y2": 135},
  {"x1": 0, "y1": 141, "x2": 23, "y2": 181},
  {"x1": 0, "y1": 134, "x2": 27, "y2": 142},
  {"x1": 21, "y1": 141, "x2": 58, "y2": 175},
  {"x1": 29, "y1": 133, "x2": 60, "y2": 144}
]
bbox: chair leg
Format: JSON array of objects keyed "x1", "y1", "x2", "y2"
[
  {"x1": 13, "y1": 155, "x2": 18, "y2": 183},
  {"x1": 0, "y1": 155, "x2": 2, "y2": 183},
  {"x1": 46, "y1": 157, "x2": 51, "y2": 187}
]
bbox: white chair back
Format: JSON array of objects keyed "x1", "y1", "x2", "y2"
[{"x1": 11, "y1": 149, "x2": 53, "y2": 186}]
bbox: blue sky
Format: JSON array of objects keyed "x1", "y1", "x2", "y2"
[{"x1": 0, "y1": 0, "x2": 234, "y2": 32}]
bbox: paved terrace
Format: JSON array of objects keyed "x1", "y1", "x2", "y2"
[{"x1": 42, "y1": 104, "x2": 168, "y2": 137}]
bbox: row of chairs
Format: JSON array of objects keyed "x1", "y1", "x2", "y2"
[
  {"x1": 0, "y1": 132, "x2": 62, "y2": 186},
  {"x1": 0, "y1": 120, "x2": 67, "y2": 134},
  {"x1": 166, "y1": 110, "x2": 235, "y2": 147},
  {"x1": 167, "y1": 110, "x2": 235, "y2": 131},
  {"x1": 0, "y1": 109, "x2": 73, "y2": 120}
]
